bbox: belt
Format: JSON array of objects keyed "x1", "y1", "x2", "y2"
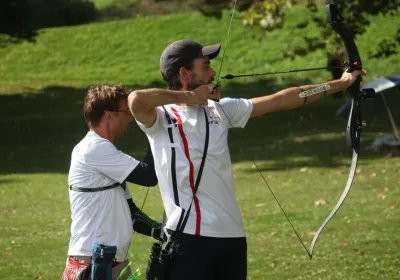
[{"x1": 70, "y1": 256, "x2": 122, "y2": 268}]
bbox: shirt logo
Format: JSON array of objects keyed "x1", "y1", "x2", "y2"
[{"x1": 208, "y1": 115, "x2": 221, "y2": 125}]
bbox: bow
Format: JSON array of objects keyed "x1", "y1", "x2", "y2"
[
  {"x1": 216, "y1": 0, "x2": 375, "y2": 259},
  {"x1": 308, "y1": 0, "x2": 375, "y2": 258}
]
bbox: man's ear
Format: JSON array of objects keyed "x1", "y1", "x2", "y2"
[
  {"x1": 178, "y1": 67, "x2": 191, "y2": 81},
  {"x1": 103, "y1": 111, "x2": 112, "y2": 120}
]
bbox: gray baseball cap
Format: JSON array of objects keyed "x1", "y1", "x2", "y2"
[{"x1": 160, "y1": 39, "x2": 221, "y2": 77}]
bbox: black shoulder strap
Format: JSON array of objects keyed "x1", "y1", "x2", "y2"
[
  {"x1": 69, "y1": 182, "x2": 124, "y2": 192},
  {"x1": 162, "y1": 106, "x2": 180, "y2": 207},
  {"x1": 178, "y1": 107, "x2": 210, "y2": 233}
]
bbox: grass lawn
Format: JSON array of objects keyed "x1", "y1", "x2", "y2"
[
  {"x1": 0, "y1": 4, "x2": 399, "y2": 279},
  {"x1": 93, "y1": 0, "x2": 118, "y2": 9}
]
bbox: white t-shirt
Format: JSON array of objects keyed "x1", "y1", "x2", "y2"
[
  {"x1": 136, "y1": 98, "x2": 253, "y2": 238},
  {"x1": 67, "y1": 131, "x2": 139, "y2": 261}
]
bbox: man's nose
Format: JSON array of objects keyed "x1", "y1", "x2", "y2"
[{"x1": 211, "y1": 67, "x2": 216, "y2": 77}]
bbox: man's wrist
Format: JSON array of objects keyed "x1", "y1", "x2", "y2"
[{"x1": 339, "y1": 77, "x2": 352, "y2": 91}]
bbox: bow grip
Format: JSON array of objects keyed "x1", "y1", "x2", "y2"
[
  {"x1": 346, "y1": 76, "x2": 361, "y2": 97},
  {"x1": 345, "y1": 62, "x2": 362, "y2": 97}
]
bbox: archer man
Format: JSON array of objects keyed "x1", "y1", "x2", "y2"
[{"x1": 128, "y1": 39, "x2": 366, "y2": 280}]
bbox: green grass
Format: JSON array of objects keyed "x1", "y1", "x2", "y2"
[
  {"x1": 93, "y1": 0, "x2": 118, "y2": 9},
  {"x1": 1, "y1": 7, "x2": 399, "y2": 93},
  {"x1": 1, "y1": 4, "x2": 400, "y2": 280}
]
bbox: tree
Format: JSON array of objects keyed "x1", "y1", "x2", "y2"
[
  {"x1": 0, "y1": 0, "x2": 99, "y2": 43},
  {"x1": 239, "y1": 0, "x2": 399, "y2": 97},
  {"x1": 0, "y1": 0, "x2": 37, "y2": 42},
  {"x1": 243, "y1": 0, "x2": 400, "y2": 61}
]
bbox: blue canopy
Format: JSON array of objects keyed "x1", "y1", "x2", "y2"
[
  {"x1": 336, "y1": 75, "x2": 400, "y2": 116},
  {"x1": 335, "y1": 74, "x2": 400, "y2": 147}
]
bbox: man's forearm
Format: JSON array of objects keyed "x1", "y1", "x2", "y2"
[
  {"x1": 128, "y1": 88, "x2": 196, "y2": 111},
  {"x1": 251, "y1": 79, "x2": 348, "y2": 117},
  {"x1": 284, "y1": 78, "x2": 348, "y2": 109}
]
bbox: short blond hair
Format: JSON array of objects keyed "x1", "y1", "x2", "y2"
[{"x1": 84, "y1": 84, "x2": 129, "y2": 127}]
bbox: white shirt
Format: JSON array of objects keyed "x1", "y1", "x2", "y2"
[
  {"x1": 67, "y1": 131, "x2": 139, "y2": 261},
  {"x1": 137, "y1": 98, "x2": 253, "y2": 238}
]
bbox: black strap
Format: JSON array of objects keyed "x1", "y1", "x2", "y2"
[
  {"x1": 162, "y1": 106, "x2": 180, "y2": 206},
  {"x1": 178, "y1": 107, "x2": 210, "y2": 233},
  {"x1": 69, "y1": 182, "x2": 124, "y2": 192}
]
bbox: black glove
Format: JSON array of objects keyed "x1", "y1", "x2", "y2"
[
  {"x1": 132, "y1": 210, "x2": 163, "y2": 240},
  {"x1": 127, "y1": 198, "x2": 163, "y2": 240}
]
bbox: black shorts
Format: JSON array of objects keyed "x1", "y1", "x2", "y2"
[{"x1": 169, "y1": 233, "x2": 247, "y2": 280}]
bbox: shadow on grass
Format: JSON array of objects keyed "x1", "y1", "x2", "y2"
[
  {"x1": 1, "y1": 78, "x2": 399, "y2": 175},
  {"x1": 0, "y1": 178, "x2": 19, "y2": 185}
]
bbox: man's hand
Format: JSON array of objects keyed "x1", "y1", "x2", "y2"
[
  {"x1": 340, "y1": 70, "x2": 367, "y2": 90},
  {"x1": 151, "y1": 227, "x2": 168, "y2": 242},
  {"x1": 208, "y1": 83, "x2": 221, "y2": 102},
  {"x1": 185, "y1": 84, "x2": 221, "y2": 105}
]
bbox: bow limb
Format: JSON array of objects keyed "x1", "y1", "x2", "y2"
[
  {"x1": 309, "y1": 148, "x2": 358, "y2": 258},
  {"x1": 308, "y1": 0, "x2": 375, "y2": 258}
]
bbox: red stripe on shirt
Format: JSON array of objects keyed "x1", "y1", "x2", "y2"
[{"x1": 170, "y1": 107, "x2": 201, "y2": 235}]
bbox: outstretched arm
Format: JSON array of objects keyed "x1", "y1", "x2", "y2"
[{"x1": 250, "y1": 70, "x2": 366, "y2": 118}]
